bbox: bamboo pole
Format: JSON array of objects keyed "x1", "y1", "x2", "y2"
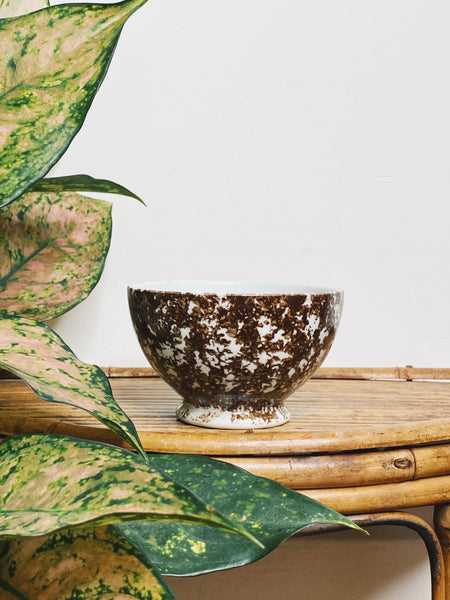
[
  {"x1": 302, "y1": 476, "x2": 450, "y2": 514},
  {"x1": 1, "y1": 366, "x2": 449, "y2": 380},
  {"x1": 302, "y1": 512, "x2": 445, "y2": 600},
  {"x1": 434, "y1": 505, "x2": 450, "y2": 600}
]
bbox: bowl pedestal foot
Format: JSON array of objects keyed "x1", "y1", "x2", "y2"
[{"x1": 176, "y1": 400, "x2": 290, "y2": 430}]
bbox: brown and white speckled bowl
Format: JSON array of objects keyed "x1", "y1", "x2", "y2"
[{"x1": 128, "y1": 281, "x2": 343, "y2": 429}]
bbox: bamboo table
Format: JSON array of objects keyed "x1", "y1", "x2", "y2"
[{"x1": 1, "y1": 367, "x2": 450, "y2": 599}]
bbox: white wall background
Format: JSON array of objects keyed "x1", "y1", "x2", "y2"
[
  {"x1": 51, "y1": 1, "x2": 449, "y2": 598},
  {"x1": 51, "y1": 0, "x2": 450, "y2": 370}
]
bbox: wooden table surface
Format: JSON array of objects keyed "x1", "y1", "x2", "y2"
[
  {"x1": 1, "y1": 375, "x2": 450, "y2": 451},
  {"x1": 1, "y1": 374, "x2": 450, "y2": 514}
]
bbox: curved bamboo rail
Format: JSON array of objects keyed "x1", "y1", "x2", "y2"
[{"x1": 301, "y1": 512, "x2": 445, "y2": 600}]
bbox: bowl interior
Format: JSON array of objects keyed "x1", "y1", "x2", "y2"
[{"x1": 128, "y1": 280, "x2": 341, "y2": 295}]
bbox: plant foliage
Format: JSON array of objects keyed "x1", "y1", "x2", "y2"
[
  {"x1": 0, "y1": 434, "x2": 361, "y2": 598},
  {"x1": 30, "y1": 174, "x2": 145, "y2": 204},
  {"x1": 0, "y1": 317, "x2": 146, "y2": 458},
  {"x1": 117, "y1": 453, "x2": 362, "y2": 576},
  {"x1": 0, "y1": 526, "x2": 176, "y2": 600},
  {"x1": 0, "y1": 434, "x2": 246, "y2": 539},
  {"x1": 0, "y1": 0, "x2": 146, "y2": 207},
  {"x1": 0, "y1": 191, "x2": 112, "y2": 320}
]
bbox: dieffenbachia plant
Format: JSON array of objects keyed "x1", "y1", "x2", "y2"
[
  {"x1": 0, "y1": 1, "x2": 362, "y2": 598},
  {"x1": 0, "y1": 434, "x2": 361, "y2": 599},
  {"x1": 0, "y1": 0, "x2": 148, "y2": 455}
]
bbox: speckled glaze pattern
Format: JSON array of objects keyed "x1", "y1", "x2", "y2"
[{"x1": 128, "y1": 287, "x2": 343, "y2": 429}]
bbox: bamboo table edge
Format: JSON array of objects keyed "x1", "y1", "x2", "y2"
[
  {"x1": 2, "y1": 365, "x2": 450, "y2": 382},
  {"x1": 2, "y1": 380, "x2": 450, "y2": 456},
  {"x1": 100, "y1": 366, "x2": 450, "y2": 381},
  {"x1": 1, "y1": 368, "x2": 450, "y2": 459}
]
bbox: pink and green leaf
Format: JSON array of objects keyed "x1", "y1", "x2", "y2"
[
  {"x1": 0, "y1": 0, "x2": 147, "y2": 207},
  {"x1": 0, "y1": 190, "x2": 111, "y2": 321},
  {"x1": 0, "y1": 0, "x2": 48, "y2": 19},
  {"x1": 0, "y1": 317, "x2": 146, "y2": 458},
  {"x1": 0, "y1": 526, "x2": 176, "y2": 600},
  {"x1": 29, "y1": 174, "x2": 145, "y2": 204},
  {"x1": 0, "y1": 434, "x2": 249, "y2": 541}
]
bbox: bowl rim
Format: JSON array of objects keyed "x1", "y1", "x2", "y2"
[{"x1": 127, "y1": 280, "x2": 343, "y2": 296}]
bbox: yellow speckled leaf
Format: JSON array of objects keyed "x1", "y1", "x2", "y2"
[
  {"x1": 0, "y1": 0, "x2": 147, "y2": 207},
  {"x1": 117, "y1": 453, "x2": 364, "y2": 576},
  {"x1": 0, "y1": 434, "x2": 245, "y2": 540},
  {"x1": 0, "y1": 526, "x2": 176, "y2": 600},
  {"x1": 0, "y1": 0, "x2": 48, "y2": 19},
  {"x1": 0, "y1": 317, "x2": 146, "y2": 458}
]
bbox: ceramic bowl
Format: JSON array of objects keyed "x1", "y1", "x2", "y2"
[{"x1": 128, "y1": 281, "x2": 343, "y2": 429}]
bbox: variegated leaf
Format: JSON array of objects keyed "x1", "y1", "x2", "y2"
[
  {"x1": 0, "y1": 526, "x2": 176, "y2": 600},
  {"x1": 0, "y1": 0, "x2": 48, "y2": 19},
  {"x1": 0, "y1": 190, "x2": 111, "y2": 321},
  {"x1": 0, "y1": 317, "x2": 146, "y2": 458},
  {"x1": 117, "y1": 453, "x2": 363, "y2": 576},
  {"x1": 0, "y1": 0, "x2": 147, "y2": 207},
  {"x1": 0, "y1": 434, "x2": 248, "y2": 542},
  {"x1": 30, "y1": 174, "x2": 145, "y2": 204}
]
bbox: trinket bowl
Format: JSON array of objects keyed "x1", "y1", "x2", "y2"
[{"x1": 128, "y1": 281, "x2": 343, "y2": 429}]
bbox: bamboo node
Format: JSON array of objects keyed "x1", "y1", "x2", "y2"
[{"x1": 393, "y1": 458, "x2": 413, "y2": 470}]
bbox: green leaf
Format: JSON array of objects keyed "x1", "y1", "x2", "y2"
[
  {"x1": 116, "y1": 453, "x2": 363, "y2": 576},
  {"x1": 0, "y1": 317, "x2": 146, "y2": 458},
  {"x1": 0, "y1": 0, "x2": 48, "y2": 19},
  {"x1": 30, "y1": 174, "x2": 145, "y2": 205},
  {"x1": 0, "y1": 434, "x2": 248, "y2": 542},
  {"x1": 0, "y1": 190, "x2": 112, "y2": 321},
  {"x1": 0, "y1": 0, "x2": 147, "y2": 208},
  {"x1": 0, "y1": 526, "x2": 176, "y2": 600}
]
